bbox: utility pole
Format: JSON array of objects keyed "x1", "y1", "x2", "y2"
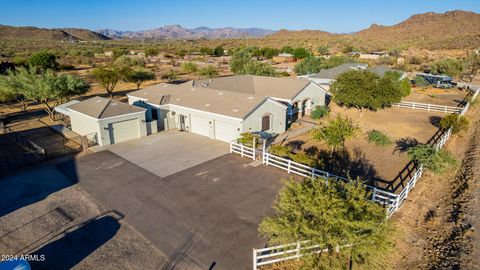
[{"x1": 470, "y1": 49, "x2": 479, "y2": 83}]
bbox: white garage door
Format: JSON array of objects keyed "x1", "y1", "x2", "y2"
[
  {"x1": 108, "y1": 119, "x2": 140, "y2": 144},
  {"x1": 214, "y1": 121, "x2": 239, "y2": 142},
  {"x1": 190, "y1": 115, "x2": 211, "y2": 138}
]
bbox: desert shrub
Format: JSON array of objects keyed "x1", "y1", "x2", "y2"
[
  {"x1": 310, "y1": 105, "x2": 329, "y2": 119},
  {"x1": 269, "y1": 145, "x2": 293, "y2": 157},
  {"x1": 367, "y1": 130, "x2": 392, "y2": 146},
  {"x1": 290, "y1": 152, "x2": 318, "y2": 167},
  {"x1": 407, "y1": 145, "x2": 457, "y2": 174},
  {"x1": 439, "y1": 114, "x2": 469, "y2": 134},
  {"x1": 280, "y1": 71, "x2": 290, "y2": 77},
  {"x1": 238, "y1": 132, "x2": 260, "y2": 147},
  {"x1": 180, "y1": 62, "x2": 198, "y2": 73}
]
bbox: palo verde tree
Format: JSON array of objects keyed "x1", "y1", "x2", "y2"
[
  {"x1": 92, "y1": 67, "x2": 122, "y2": 98},
  {"x1": 0, "y1": 67, "x2": 89, "y2": 120},
  {"x1": 229, "y1": 48, "x2": 253, "y2": 74},
  {"x1": 242, "y1": 61, "x2": 277, "y2": 77},
  {"x1": 180, "y1": 62, "x2": 198, "y2": 74},
  {"x1": 213, "y1": 45, "x2": 225, "y2": 57},
  {"x1": 198, "y1": 65, "x2": 219, "y2": 79},
  {"x1": 312, "y1": 115, "x2": 358, "y2": 152},
  {"x1": 331, "y1": 70, "x2": 406, "y2": 117},
  {"x1": 294, "y1": 57, "x2": 325, "y2": 75},
  {"x1": 123, "y1": 67, "x2": 156, "y2": 89},
  {"x1": 259, "y1": 178, "x2": 393, "y2": 270}
]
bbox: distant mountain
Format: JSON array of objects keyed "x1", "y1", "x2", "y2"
[
  {"x1": 264, "y1": 10, "x2": 480, "y2": 50},
  {"x1": 97, "y1": 25, "x2": 276, "y2": 40},
  {"x1": 0, "y1": 25, "x2": 110, "y2": 41}
]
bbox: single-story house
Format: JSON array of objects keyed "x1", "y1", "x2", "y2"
[
  {"x1": 127, "y1": 75, "x2": 328, "y2": 142},
  {"x1": 299, "y1": 63, "x2": 406, "y2": 88},
  {"x1": 55, "y1": 96, "x2": 150, "y2": 146}
]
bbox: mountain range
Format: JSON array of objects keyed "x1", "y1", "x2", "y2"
[
  {"x1": 0, "y1": 10, "x2": 479, "y2": 49},
  {"x1": 97, "y1": 25, "x2": 275, "y2": 40}
]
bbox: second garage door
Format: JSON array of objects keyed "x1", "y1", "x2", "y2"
[
  {"x1": 214, "y1": 121, "x2": 239, "y2": 142},
  {"x1": 190, "y1": 115, "x2": 211, "y2": 138},
  {"x1": 108, "y1": 119, "x2": 140, "y2": 144}
]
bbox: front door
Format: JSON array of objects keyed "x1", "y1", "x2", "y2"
[{"x1": 179, "y1": 114, "x2": 186, "y2": 131}]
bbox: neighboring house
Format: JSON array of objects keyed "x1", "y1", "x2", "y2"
[
  {"x1": 359, "y1": 51, "x2": 390, "y2": 60},
  {"x1": 272, "y1": 53, "x2": 296, "y2": 63},
  {"x1": 127, "y1": 75, "x2": 328, "y2": 142},
  {"x1": 300, "y1": 63, "x2": 406, "y2": 87},
  {"x1": 55, "y1": 96, "x2": 150, "y2": 146}
]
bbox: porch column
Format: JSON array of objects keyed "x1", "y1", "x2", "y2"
[
  {"x1": 305, "y1": 100, "x2": 312, "y2": 116},
  {"x1": 297, "y1": 101, "x2": 303, "y2": 117}
]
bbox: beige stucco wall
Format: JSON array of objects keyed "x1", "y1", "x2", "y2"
[
  {"x1": 242, "y1": 99, "x2": 287, "y2": 134},
  {"x1": 292, "y1": 82, "x2": 327, "y2": 107}
]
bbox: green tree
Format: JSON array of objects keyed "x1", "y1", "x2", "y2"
[
  {"x1": 0, "y1": 67, "x2": 89, "y2": 119},
  {"x1": 145, "y1": 48, "x2": 160, "y2": 57},
  {"x1": 322, "y1": 56, "x2": 355, "y2": 69},
  {"x1": 176, "y1": 49, "x2": 187, "y2": 58},
  {"x1": 213, "y1": 46, "x2": 225, "y2": 57},
  {"x1": 342, "y1": 45, "x2": 359, "y2": 54},
  {"x1": 317, "y1": 45, "x2": 330, "y2": 55},
  {"x1": 28, "y1": 51, "x2": 58, "y2": 71},
  {"x1": 281, "y1": 46, "x2": 294, "y2": 54},
  {"x1": 124, "y1": 67, "x2": 156, "y2": 89},
  {"x1": 229, "y1": 48, "x2": 253, "y2": 74},
  {"x1": 112, "y1": 48, "x2": 128, "y2": 59},
  {"x1": 261, "y1": 47, "x2": 280, "y2": 59},
  {"x1": 92, "y1": 67, "x2": 122, "y2": 97},
  {"x1": 407, "y1": 145, "x2": 458, "y2": 174},
  {"x1": 198, "y1": 65, "x2": 219, "y2": 78},
  {"x1": 160, "y1": 69, "x2": 178, "y2": 82},
  {"x1": 181, "y1": 62, "x2": 198, "y2": 74},
  {"x1": 114, "y1": 55, "x2": 145, "y2": 69},
  {"x1": 259, "y1": 177, "x2": 392, "y2": 270},
  {"x1": 430, "y1": 58, "x2": 464, "y2": 77},
  {"x1": 293, "y1": 47, "x2": 311, "y2": 59},
  {"x1": 294, "y1": 57, "x2": 324, "y2": 75},
  {"x1": 439, "y1": 114, "x2": 469, "y2": 134},
  {"x1": 242, "y1": 61, "x2": 277, "y2": 76},
  {"x1": 200, "y1": 47, "x2": 213, "y2": 56},
  {"x1": 331, "y1": 70, "x2": 404, "y2": 117},
  {"x1": 312, "y1": 115, "x2": 358, "y2": 152}
]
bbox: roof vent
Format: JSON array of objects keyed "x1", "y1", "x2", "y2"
[
  {"x1": 190, "y1": 88, "x2": 195, "y2": 91},
  {"x1": 96, "y1": 99, "x2": 102, "y2": 103},
  {"x1": 232, "y1": 109, "x2": 239, "y2": 112},
  {"x1": 201, "y1": 82, "x2": 209, "y2": 87},
  {"x1": 175, "y1": 98, "x2": 181, "y2": 101},
  {"x1": 247, "y1": 96, "x2": 254, "y2": 100},
  {"x1": 111, "y1": 103, "x2": 117, "y2": 106},
  {"x1": 218, "y1": 92, "x2": 223, "y2": 95},
  {"x1": 205, "y1": 104, "x2": 210, "y2": 107}
]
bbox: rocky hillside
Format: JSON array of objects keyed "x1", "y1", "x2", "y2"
[
  {"x1": 97, "y1": 25, "x2": 275, "y2": 40},
  {"x1": 0, "y1": 25, "x2": 110, "y2": 41},
  {"x1": 265, "y1": 10, "x2": 480, "y2": 50}
]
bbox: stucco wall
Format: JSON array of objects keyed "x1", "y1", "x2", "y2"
[
  {"x1": 69, "y1": 111, "x2": 100, "y2": 137},
  {"x1": 292, "y1": 82, "x2": 327, "y2": 107},
  {"x1": 242, "y1": 99, "x2": 287, "y2": 134}
]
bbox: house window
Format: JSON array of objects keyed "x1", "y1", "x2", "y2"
[{"x1": 261, "y1": 115, "x2": 271, "y2": 131}]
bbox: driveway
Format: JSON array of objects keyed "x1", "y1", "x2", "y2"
[
  {"x1": 57, "y1": 151, "x2": 294, "y2": 269},
  {"x1": 100, "y1": 131, "x2": 230, "y2": 177}
]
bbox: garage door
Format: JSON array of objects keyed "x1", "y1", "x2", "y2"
[
  {"x1": 108, "y1": 119, "x2": 140, "y2": 144},
  {"x1": 214, "y1": 121, "x2": 239, "y2": 142},
  {"x1": 190, "y1": 115, "x2": 211, "y2": 138}
]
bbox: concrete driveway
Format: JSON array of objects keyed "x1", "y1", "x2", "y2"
[
  {"x1": 57, "y1": 151, "x2": 295, "y2": 270},
  {"x1": 101, "y1": 131, "x2": 230, "y2": 177}
]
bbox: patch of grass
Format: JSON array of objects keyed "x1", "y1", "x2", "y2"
[
  {"x1": 428, "y1": 94, "x2": 438, "y2": 98},
  {"x1": 269, "y1": 145, "x2": 293, "y2": 157},
  {"x1": 367, "y1": 130, "x2": 392, "y2": 146}
]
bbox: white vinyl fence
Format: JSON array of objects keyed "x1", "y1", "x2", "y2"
[
  {"x1": 392, "y1": 101, "x2": 462, "y2": 114},
  {"x1": 229, "y1": 88, "x2": 480, "y2": 269}
]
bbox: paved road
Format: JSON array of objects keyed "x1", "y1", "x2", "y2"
[
  {"x1": 58, "y1": 151, "x2": 293, "y2": 270},
  {"x1": 97, "y1": 131, "x2": 230, "y2": 177}
]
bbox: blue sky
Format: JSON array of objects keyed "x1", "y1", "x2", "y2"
[{"x1": 1, "y1": 0, "x2": 479, "y2": 33}]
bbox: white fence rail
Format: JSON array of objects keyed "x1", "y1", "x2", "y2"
[
  {"x1": 230, "y1": 141, "x2": 256, "y2": 160},
  {"x1": 392, "y1": 101, "x2": 462, "y2": 114},
  {"x1": 248, "y1": 87, "x2": 480, "y2": 269}
]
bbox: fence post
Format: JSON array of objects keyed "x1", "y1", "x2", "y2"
[
  {"x1": 428, "y1": 104, "x2": 431, "y2": 111},
  {"x1": 252, "y1": 248, "x2": 257, "y2": 270},
  {"x1": 241, "y1": 144, "x2": 244, "y2": 157},
  {"x1": 371, "y1": 188, "x2": 377, "y2": 202},
  {"x1": 287, "y1": 160, "x2": 291, "y2": 174},
  {"x1": 252, "y1": 137, "x2": 256, "y2": 160},
  {"x1": 296, "y1": 242, "x2": 301, "y2": 259},
  {"x1": 262, "y1": 139, "x2": 266, "y2": 164}
]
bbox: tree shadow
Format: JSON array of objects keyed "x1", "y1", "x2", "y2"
[
  {"x1": 286, "y1": 140, "x2": 304, "y2": 151},
  {"x1": 394, "y1": 137, "x2": 419, "y2": 153},
  {"x1": 429, "y1": 115, "x2": 442, "y2": 128},
  {"x1": 304, "y1": 146, "x2": 319, "y2": 156},
  {"x1": 30, "y1": 214, "x2": 121, "y2": 270}
]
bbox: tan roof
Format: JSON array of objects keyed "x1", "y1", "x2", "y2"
[
  {"x1": 128, "y1": 81, "x2": 285, "y2": 119},
  {"x1": 191, "y1": 75, "x2": 310, "y2": 100},
  {"x1": 67, "y1": 96, "x2": 145, "y2": 119}
]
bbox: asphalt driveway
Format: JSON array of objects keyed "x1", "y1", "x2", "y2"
[
  {"x1": 100, "y1": 131, "x2": 230, "y2": 177},
  {"x1": 57, "y1": 151, "x2": 294, "y2": 270}
]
